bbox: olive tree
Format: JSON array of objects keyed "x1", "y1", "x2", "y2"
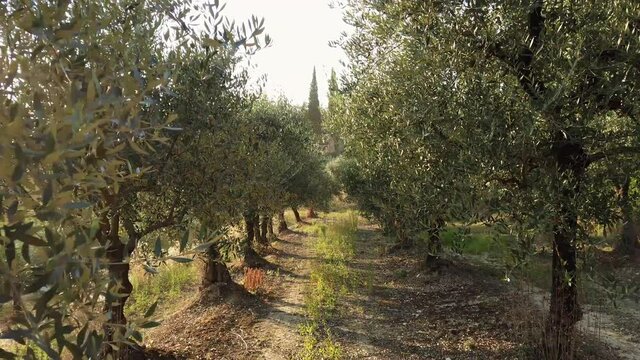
[
  {"x1": 328, "y1": 16, "x2": 472, "y2": 261},
  {"x1": 0, "y1": 2, "x2": 195, "y2": 357}
]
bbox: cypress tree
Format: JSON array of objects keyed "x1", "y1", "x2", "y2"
[
  {"x1": 328, "y1": 68, "x2": 339, "y2": 115},
  {"x1": 307, "y1": 67, "x2": 322, "y2": 135}
]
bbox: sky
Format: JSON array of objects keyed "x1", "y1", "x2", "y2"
[{"x1": 222, "y1": 0, "x2": 350, "y2": 106}]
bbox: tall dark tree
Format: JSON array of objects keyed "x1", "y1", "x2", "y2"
[
  {"x1": 328, "y1": 68, "x2": 339, "y2": 115},
  {"x1": 307, "y1": 67, "x2": 323, "y2": 135},
  {"x1": 305, "y1": 67, "x2": 323, "y2": 218},
  {"x1": 326, "y1": 68, "x2": 344, "y2": 155}
]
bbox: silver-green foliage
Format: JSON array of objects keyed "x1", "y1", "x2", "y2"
[{"x1": 0, "y1": 1, "x2": 267, "y2": 358}]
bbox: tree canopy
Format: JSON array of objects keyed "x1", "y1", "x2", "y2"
[{"x1": 330, "y1": 0, "x2": 640, "y2": 357}]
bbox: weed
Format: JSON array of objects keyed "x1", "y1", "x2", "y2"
[
  {"x1": 300, "y1": 322, "x2": 343, "y2": 360},
  {"x1": 300, "y1": 210, "x2": 359, "y2": 359},
  {"x1": 440, "y1": 227, "x2": 509, "y2": 257},
  {"x1": 395, "y1": 269, "x2": 408, "y2": 278},
  {"x1": 244, "y1": 267, "x2": 266, "y2": 293},
  {"x1": 126, "y1": 262, "x2": 198, "y2": 318}
]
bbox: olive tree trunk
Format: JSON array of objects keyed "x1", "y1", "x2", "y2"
[
  {"x1": 292, "y1": 207, "x2": 302, "y2": 223},
  {"x1": 258, "y1": 215, "x2": 269, "y2": 245},
  {"x1": 101, "y1": 213, "x2": 136, "y2": 360},
  {"x1": 425, "y1": 218, "x2": 445, "y2": 268},
  {"x1": 243, "y1": 213, "x2": 262, "y2": 267},
  {"x1": 546, "y1": 137, "x2": 585, "y2": 360},
  {"x1": 267, "y1": 217, "x2": 275, "y2": 240},
  {"x1": 616, "y1": 176, "x2": 640, "y2": 255},
  {"x1": 201, "y1": 245, "x2": 234, "y2": 297},
  {"x1": 277, "y1": 211, "x2": 288, "y2": 232}
]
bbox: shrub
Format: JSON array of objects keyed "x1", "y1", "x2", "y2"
[{"x1": 243, "y1": 267, "x2": 266, "y2": 293}]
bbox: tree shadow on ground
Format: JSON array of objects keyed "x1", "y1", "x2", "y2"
[
  {"x1": 333, "y1": 221, "x2": 619, "y2": 360},
  {"x1": 138, "y1": 289, "x2": 305, "y2": 359}
]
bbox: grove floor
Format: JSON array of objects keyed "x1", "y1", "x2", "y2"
[{"x1": 142, "y1": 212, "x2": 637, "y2": 359}]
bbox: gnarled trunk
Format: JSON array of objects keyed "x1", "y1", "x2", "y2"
[
  {"x1": 616, "y1": 176, "x2": 640, "y2": 255},
  {"x1": 244, "y1": 214, "x2": 256, "y2": 246},
  {"x1": 292, "y1": 207, "x2": 302, "y2": 223},
  {"x1": 258, "y1": 215, "x2": 269, "y2": 245},
  {"x1": 426, "y1": 218, "x2": 445, "y2": 268},
  {"x1": 101, "y1": 214, "x2": 136, "y2": 360},
  {"x1": 277, "y1": 211, "x2": 288, "y2": 232},
  {"x1": 243, "y1": 213, "x2": 263, "y2": 267},
  {"x1": 253, "y1": 213, "x2": 261, "y2": 244},
  {"x1": 267, "y1": 217, "x2": 275, "y2": 240},
  {"x1": 546, "y1": 136, "x2": 586, "y2": 360},
  {"x1": 201, "y1": 245, "x2": 233, "y2": 298}
]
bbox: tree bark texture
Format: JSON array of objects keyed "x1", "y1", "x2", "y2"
[
  {"x1": 278, "y1": 212, "x2": 288, "y2": 232},
  {"x1": 292, "y1": 207, "x2": 302, "y2": 223},
  {"x1": 546, "y1": 135, "x2": 586, "y2": 359}
]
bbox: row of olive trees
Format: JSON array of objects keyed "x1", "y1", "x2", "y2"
[
  {"x1": 0, "y1": 2, "x2": 210, "y2": 357},
  {"x1": 0, "y1": 1, "x2": 331, "y2": 359},
  {"x1": 329, "y1": 0, "x2": 640, "y2": 359}
]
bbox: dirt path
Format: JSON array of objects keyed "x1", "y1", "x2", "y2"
[
  {"x1": 251, "y1": 227, "x2": 316, "y2": 359},
  {"x1": 142, "y1": 226, "x2": 316, "y2": 360},
  {"x1": 327, "y1": 221, "x2": 619, "y2": 360},
  {"x1": 526, "y1": 284, "x2": 640, "y2": 360},
  {"x1": 330, "y1": 222, "x2": 524, "y2": 359}
]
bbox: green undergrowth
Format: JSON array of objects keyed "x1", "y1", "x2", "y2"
[
  {"x1": 440, "y1": 225, "x2": 510, "y2": 258},
  {"x1": 300, "y1": 211, "x2": 359, "y2": 360},
  {"x1": 440, "y1": 225, "x2": 563, "y2": 287},
  {"x1": 441, "y1": 224, "x2": 635, "y2": 308},
  {"x1": 126, "y1": 261, "x2": 199, "y2": 319},
  {"x1": 8, "y1": 343, "x2": 50, "y2": 359}
]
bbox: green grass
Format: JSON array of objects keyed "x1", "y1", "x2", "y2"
[
  {"x1": 300, "y1": 210, "x2": 359, "y2": 360},
  {"x1": 442, "y1": 223, "x2": 634, "y2": 309},
  {"x1": 440, "y1": 226, "x2": 510, "y2": 257},
  {"x1": 126, "y1": 261, "x2": 199, "y2": 318},
  {"x1": 328, "y1": 196, "x2": 357, "y2": 213},
  {"x1": 440, "y1": 224, "x2": 555, "y2": 290},
  {"x1": 300, "y1": 322, "x2": 343, "y2": 360},
  {"x1": 2, "y1": 262, "x2": 198, "y2": 358}
]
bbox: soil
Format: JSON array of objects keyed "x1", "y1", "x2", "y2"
[
  {"x1": 250, "y1": 229, "x2": 314, "y2": 359},
  {"x1": 3, "y1": 213, "x2": 635, "y2": 359},
  {"x1": 141, "y1": 228, "x2": 314, "y2": 359},
  {"x1": 139, "y1": 215, "x2": 634, "y2": 359},
  {"x1": 329, "y1": 222, "x2": 620, "y2": 359}
]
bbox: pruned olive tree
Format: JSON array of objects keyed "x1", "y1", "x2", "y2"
[
  {"x1": 129, "y1": 42, "x2": 259, "y2": 301},
  {"x1": 0, "y1": 2, "x2": 190, "y2": 357}
]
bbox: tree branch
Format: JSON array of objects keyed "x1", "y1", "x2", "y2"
[
  {"x1": 588, "y1": 146, "x2": 640, "y2": 163},
  {"x1": 483, "y1": 1, "x2": 547, "y2": 101},
  {"x1": 139, "y1": 192, "x2": 187, "y2": 237}
]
